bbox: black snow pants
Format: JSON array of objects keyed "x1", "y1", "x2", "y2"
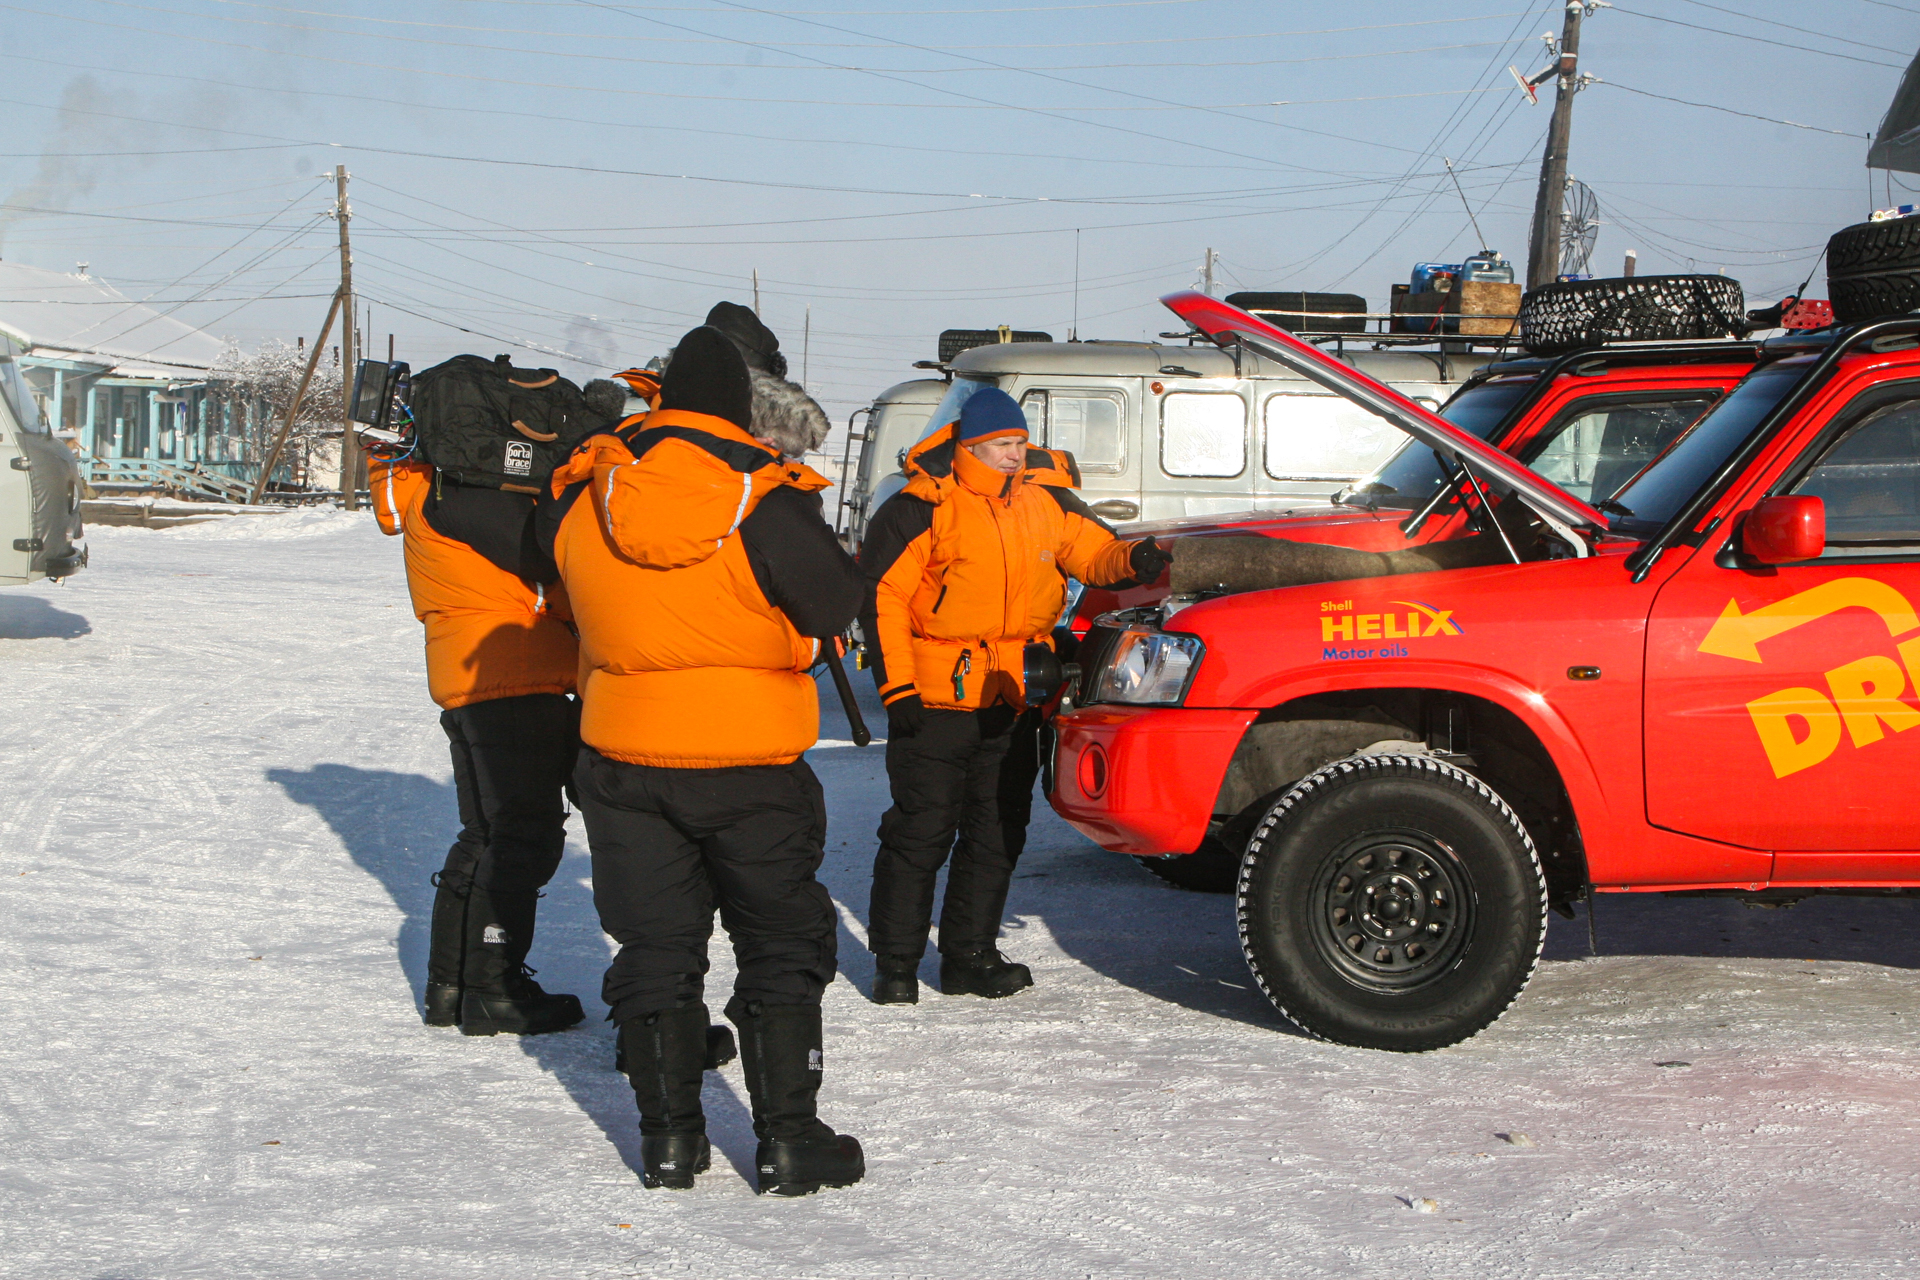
[
  {"x1": 428, "y1": 693, "x2": 579, "y2": 993},
  {"x1": 867, "y1": 704, "x2": 1040, "y2": 962},
  {"x1": 574, "y1": 747, "x2": 838, "y2": 1026}
]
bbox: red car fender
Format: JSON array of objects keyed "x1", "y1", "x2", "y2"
[
  {"x1": 1192, "y1": 660, "x2": 1619, "y2": 856},
  {"x1": 1051, "y1": 706, "x2": 1259, "y2": 855}
]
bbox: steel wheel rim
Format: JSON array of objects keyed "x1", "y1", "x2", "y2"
[{"x1": 1306, "y1": 829, "x2": 1475, "y2": 992}]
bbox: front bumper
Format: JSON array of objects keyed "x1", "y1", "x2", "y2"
[{"x1": 1047, "y1": 704, "x2": 1257, "y2": 856}]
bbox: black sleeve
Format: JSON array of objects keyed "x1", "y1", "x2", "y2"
[
  {"x1": 854, "y1": 492, "x2": 935, "y2": 694},
  {"x1": 421, "y1": 479, "x2": 550, "y2": 583},
  {"x1": 531, "y1": 477, "x2": 589, "y2": 584},
  {"x1": 1040, "y1": 483, "x2": 1116, "y2": 534},
  {"x1": 739, "y1": 486, "x2": 864, "y2": 639}
]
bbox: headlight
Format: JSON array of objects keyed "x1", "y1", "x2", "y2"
[{"x1": 1092, "y1": 628, "x2": 1203, "y2": 705}]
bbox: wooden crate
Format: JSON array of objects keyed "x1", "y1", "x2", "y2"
[
  {"x1": 1389, "y1": 281, "x2": 1520, "y2": 337},
  {"x1": 1449, "y1": 281, "x2": 1521, "y2": 336}
]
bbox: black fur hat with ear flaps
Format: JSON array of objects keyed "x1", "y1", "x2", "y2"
[
  {"x1": 705, "y1": 301, "x2": 788, "y2": 378},
  {"x1": 658, "y1": 325, "x2": 752, "y2": 430}
]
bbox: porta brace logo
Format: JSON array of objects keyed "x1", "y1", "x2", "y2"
[{"x1": 1319, "y1": 599, "x2": 1462, "y2": 658}]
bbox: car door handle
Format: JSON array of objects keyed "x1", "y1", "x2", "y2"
[{"x1": 1090, "y1": 499, "x2": 1139, "y2": 520}]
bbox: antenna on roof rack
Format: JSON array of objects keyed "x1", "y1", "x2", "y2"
[{"x1": 1444, "y1": 158, "x2": 1491, "y2": 254}]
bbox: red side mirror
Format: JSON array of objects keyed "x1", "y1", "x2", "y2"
[{"x1": 1743, "y1": 494, "x2": 1825, "y2": 564}]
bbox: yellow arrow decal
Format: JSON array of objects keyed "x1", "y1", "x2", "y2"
[{"x1": 1697, "y1": 577, "x2": 1920, "y2": 663}]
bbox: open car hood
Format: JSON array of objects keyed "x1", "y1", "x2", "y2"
[{"x1": 1162, "y1": 291, "x2": 1605, "y2": 533}]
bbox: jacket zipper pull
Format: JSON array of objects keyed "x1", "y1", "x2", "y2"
[{"x1": 952, "y1": 648, "x2": 972, "y2": 702}]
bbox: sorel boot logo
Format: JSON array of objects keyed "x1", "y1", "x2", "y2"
[
  {"x1": 483, "y1": 925, "x2": 508, "y2": 944},
  {"x1": 808, "y1": 1049, "x2": 823, "y2": 1071}
]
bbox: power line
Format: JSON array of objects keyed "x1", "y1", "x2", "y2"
[
  {"x1": 51, "y1": 0, "x2": 1524, "y2": 72},
  {"x1": 1665, "y1": 0, "x2": 1899, "y2": 56},
  {"x1": 0, "y1": 49, "x2": 1309, "y2": 177},
  {"x1": 183, "y1": 0, "x2": 1531, "y2": 49},
  {"x1": 1599, "y1": 80, "x2": 1870, "y2": 139},
  {"x1": 1608, "y1": 5, "x2": 1905, "y2": 70}
]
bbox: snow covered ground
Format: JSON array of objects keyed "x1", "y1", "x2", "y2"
[{"x1": 4, "y1": 511, "x2": 1920, "y2": 1279}]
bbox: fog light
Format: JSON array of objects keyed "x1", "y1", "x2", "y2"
[{"x1": 1078, "y1": 743, "x2": 1109, "y2": 798}]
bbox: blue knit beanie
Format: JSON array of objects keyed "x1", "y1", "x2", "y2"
[{"x1": 955, "y1": 387, "x2": 1029, "y2": 444}]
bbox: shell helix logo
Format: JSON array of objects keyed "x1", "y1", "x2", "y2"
[
  {"x1": 1319, "y1": 598, "x2": 1462, "y2": 661},
  {"x1": 1700, "y1": 577, "x2": 1920, "y2": 778}
]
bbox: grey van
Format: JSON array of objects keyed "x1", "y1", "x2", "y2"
[{"x1": 840, "y1": 338, "x2": 1487, "y2": 545}]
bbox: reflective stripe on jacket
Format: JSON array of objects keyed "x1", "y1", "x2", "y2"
[
  {"x1": 859, "y1": 425, "x2": 1138, "y2": 712},
  {"x1": 547, "y1": 408, "x2": 833, "y2": 768},
  {"x1": 370, "y1": 456, "x2": 577, "y2": 710}
]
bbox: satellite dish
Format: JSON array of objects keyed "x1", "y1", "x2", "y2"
[{"x1": 1560, "y1": 179, "x2": 1600, "y2": 278}]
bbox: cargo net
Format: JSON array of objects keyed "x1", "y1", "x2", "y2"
[{"x1": 1518, "y1": 274, "x2": 1747, "y2": 355}]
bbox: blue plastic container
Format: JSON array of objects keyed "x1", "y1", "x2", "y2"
[
  {"x1": 1461, "y1": 251, "x2": 1514, "y2": 283},
  {"x1": 1411, "y1": 262, "x2": 1463, "y2": 294}
]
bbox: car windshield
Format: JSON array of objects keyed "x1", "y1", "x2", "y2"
[
  {"x1": 1355, "y1": 376, "x2": 1537, "y2": 509},
  {"x1": 1604, "y1": 359, "x2": 1810, "y2": 536},
  {"x1": 919, "y1": 374, "x2": 999, "y2": 445}
]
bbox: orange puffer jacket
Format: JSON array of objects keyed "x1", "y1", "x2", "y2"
[
  {"x1": 859, "y1": 426, "x2": 1139, "y2": 712},
  {"x1": 371, "y1": 457, "x2": 576, "y2": 710},
  {"x1": 546, "y1": 409, "x2": 834, "y2": 768}
]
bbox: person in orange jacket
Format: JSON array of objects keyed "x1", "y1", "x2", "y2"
[
  {"x1": 859, "y1": 386, "x2": 1171, "y2": 1004},
  {"x1": 542, "y1": 325, "x2": 866, "y2": 1197},
  {"x1": 370, "y1": 439, "x2": 590, "y2": 1038}
]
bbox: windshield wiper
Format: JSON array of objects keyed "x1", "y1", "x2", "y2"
[{"x1": 1595, "y1": 497, "x2": 1636, "y2": 517}]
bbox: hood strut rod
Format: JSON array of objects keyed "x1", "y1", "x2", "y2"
[{"x1": 1457, "y1": 458, "x2": 1523, "y2": 565}]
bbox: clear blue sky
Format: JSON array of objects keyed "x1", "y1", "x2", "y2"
[{"x1": 0, "y1": 0, "x2": 1908, "y2": 417}]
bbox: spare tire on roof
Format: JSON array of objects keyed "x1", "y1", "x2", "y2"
[
  {"x1": 1827, "y1": 216, "x2": 1920, "y2": 323},
  {"x1": 1518, "y1": 274, "x2": 1748, "y2": 355}
]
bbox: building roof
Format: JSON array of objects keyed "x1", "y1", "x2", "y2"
[{"x1": 0, "y1": 261, "x2": 227, "y2": 378}]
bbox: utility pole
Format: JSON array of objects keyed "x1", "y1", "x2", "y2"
[
  {"x1": 248, "y1": 290, "x2": 341, "y2": 505},
  {"x1": 752, "y1": 269, "x2": 761, "y2": 315},
  {"x1": 1202, "y1": 247, "x2": 1217, "y2": 297},
  {"x1": 333, "y1": 165, "x2": 360, "y2": 510},
  {"x1": 803, "y1": 304, "x2": 811, "y2": 390},
  {"x1": 1525, "y1": 2, "x2": 1592, "y2": 290}
]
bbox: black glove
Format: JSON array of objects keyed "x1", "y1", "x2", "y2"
[
  {"x1": 886, "y1": 693, "x2": 927, "y2": 739},
  {"x1": 1129, "y1": 536, "x2": 1173, "y2": 582}
]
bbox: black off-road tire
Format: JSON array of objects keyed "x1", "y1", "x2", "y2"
[
  {"x1": 1828, "y1": 217, "x2": 1920, "y2": 324},
  {"x1": 1135, "y1": 836, "x2": 1241, "y2": 893},
  {"x1": 1518, "y1": 274, "x2": 1747, "y2": 354},
  {"x1": 1236, "y1": 754, "x2": 1547, "y2": 1052}
]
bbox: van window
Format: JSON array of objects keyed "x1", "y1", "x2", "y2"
[
  {"x1": 1161, "y1": 391, "x2": 1246, "y2": 478},
  {"x1": 1022, "y1": 389, "x2": 1126, "y2": 474},
  {"x1": 1264, "y1": 393, "x2": 1396, "y2": 481}
]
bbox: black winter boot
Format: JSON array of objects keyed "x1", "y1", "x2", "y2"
[
  {"x1": 423, "y1": 983, "x2": 464, "y2": 1027},
  {"x1": 727, "y1": 999, "x2": 864, "y2": 1197},
  {"x1": 940, "y1": 947, "x2": 1033, "y2": 998},
  {"x1": 613, "y1": 1023, "x2": 738, "y2": 1074},
  {"x1": 871, "y1": 956, "x2": 920, "y2": 1006},
  {"x1": 620, "y1": 1006, "x2": 713, "y2": 1189},
  {"x1": 461, "y1": 967, "x2": 585, "y2": 1036},
  {"x1": 423, "y1": 868, "x2": 472, "y2": 1026},
  {"x1": 459, "y1": 887, "x2": 584, "y2": 1036}
]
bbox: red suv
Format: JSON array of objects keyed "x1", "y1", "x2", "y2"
[
  {"x1": 1050, "y1": 291, "x2": 1920, "y2": 1051},
  {"x1": 1073, "y1": 341, "x2": 1760, "y2": 633}
]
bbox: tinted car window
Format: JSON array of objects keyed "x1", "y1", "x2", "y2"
[
  {"x1": 1607, "y1": 361, "x2": 1807, "y2": 536},
  {"x1": 1359, "y1": 377, "x2": 1535, "y2": 510},
  {"x1": 1790, "y1": 396, "x2": 1920, "y2": 552},
  {"x1": 1520, "y1": 394, "x2": 1718, "y2": 504}
]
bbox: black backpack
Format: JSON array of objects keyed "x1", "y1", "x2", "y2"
[{"x1": 407, "y1": 354, "x2": 596, "y2": 492}]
